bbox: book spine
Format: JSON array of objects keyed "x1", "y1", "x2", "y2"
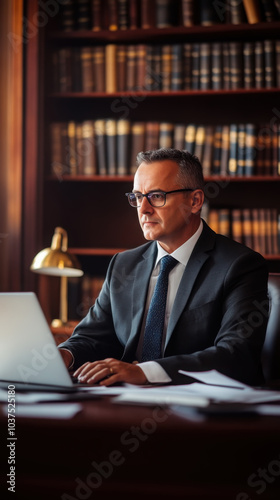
[
  {"x1": 242, "y1": 0, "x2": 262, "y2": 23},
  {"x1": 156, "y1": 0, "x2": 173, "y2": 28},
  {"x1": 229, "y1": 41, "x2": 243, "y2": 89},
  {"x1": 199, "y1": 0, "x2": 220, "y2": 25},
  {"x1": 76, "y1": 0, "x2": 91, "y2": 30},
  {"x1": 67, "y1": 121, "x2": 78, "y2": 175},
  {"x1": 219, "y1": 209, "x2": 230, "y2": 237},
  {"x1": 116, "y1": 45, "x2": 127, "y2": 92},
  {"x1": 130, "y1": 122, "x2": 146, "y2": 174},
  {"x1": 264, "y1": 39, "x2": 276, "y2": 88},
  {"x1": 126, "y1": 44, "x2": 137, "y2": 91},
  {"x1": 184, "y1": 124, "x2": 196, "y2": 154},
  {"x1": 75, "y1": 123, "x2": 84, "y2": 174},
  {"x1": 91, "y1": 0, "x2": 102, "y2": 31},
  {"x1": 208, "y1": 209, "x2": 220, "y2": 233},
  {"x1": 182, "y1": 0, "x2": 194, "y2": 26},
  {"x1": 191, "y1": 43, "x2": 200, "y2": 90},
  {"x1": 258, "y1": 208, "x2": 266, "y2": 254},
  {"x1": 161, "y1": 45, "x2": 172, "y2": 91},
  {"x1": 107, "y1": 0, "x2": 118, "y2": 30},
  {"x1": 105, "y1": 119, "x2": 117, "y2": 175},
  {"x1": 199, "y1": 43, "x2": 211, "y2": 90},
  {"x1": 171, "y1": 44, "x2": 183, "y2": 91},
  {"x1": 105, "y1": 45, "x2": 117, "y2": 93},
  {"x1": 243, "y1": 42, "x2": 254, "y2": 89},
  {"x1": 117, "y1": 119, "x2": 130, "y2": 175},
  {"x1": 220, "y1": 125, "x2": 230, "y2": 176},
  {"x1": 202, "y1": 126, "x2": 214, "y2": 176},
  {"x1": 255, "y1": 41, "x2": 264, "y2": 89},
  {"x1": 183, "y1": 43, "x2": 192, "y2": 90},
  {"x1": 159, "y1": 123, "x2": 174, "y2": 149},
  {"x1": 136, "y1": 44, "x2": 147, "y2": 91},
  {"x1": 194, "y1": 126, "x2": 205, "y2": 163},
  {"x1": 251, "y1": 208, "x2": 261, "y2": 253},
  {"x1": 141, "y1": 0, "x2": 155, "y2": 28},
  {"x1": 81, "y1": 47, "x2": 94, "y2": 93},
  {"x1": 93, "y1": 46, "x2": 105, "y2": 92},
  {"x1": 129, "y1": 0, "x2": 140, "y2": 29},
  {"x1": 228, "y1": 124, "x2": 238, "y2": 176},
  {"x1": 118, "y1": 0, "x2": 129, "y2": 30},
  {"x1": 145, "y1": 122, "x2": 159, "y2": 150},
  {"x1": 211, "y1": 42, "x2": 222, "y2": 90},
  {"x1": 237, "y1": 124, "x2": 246, "y2": 175},
  {"x1": 260, "y1": 0, "x2": 278, "y2": 21},
  {"x1": 264, "y1": 208, "x2": 273, "y2": 254},
  {"x1": 271, "y1": 208, "x2": 279, "y2": 254},
  {"x1": 94, "y1": 119, "x2": 107, "y2": 175},
  {"x1": 60, "y1": 0, "x2": 75, "y2": 31},
  {"x1": 230, "y1": 0, "x2": 246, "y2": 23},
  {"x1": 276, "y1": 40, "x2": 280, "y2": 87},
  {"x1": 212, "y1": 125, "x2": 223, "y2": 174},
  {"x1": 231, "y1": 209, "x2": 243, "y2": 244},
  {"x1": 244, "y1": 123, "x2": 257, "y2": 176},
  {"x1": 173, "y1": 124, "x2": 185, "y2": 150},
  {"x1": 57, "y1": 48, "x2": 72, "y2": 92},
  {"x1": 222, "y1": 42, "x2": 231, "y2": 90},
  {"x1": 80, "y1": 120, "x2": 97, "y2": 175},
  {"x1": 242, "y1": 209, "x2": 253, "y2": 249}
]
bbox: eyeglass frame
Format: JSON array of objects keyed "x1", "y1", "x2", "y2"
[{"x1": 125, "y1": 188, "x2": 195, "y2": 208}]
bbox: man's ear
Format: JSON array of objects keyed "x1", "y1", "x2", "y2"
[{"x1": 191, "y1": 189, "x2": 204, "y2": 214}]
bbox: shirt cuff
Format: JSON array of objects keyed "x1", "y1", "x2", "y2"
[
  {"x1": 58, "y1": 348, "x2": 75, "y2": 370},
  {"x1": 138, "y1": 361, "x2": 172, "y2": 384}
]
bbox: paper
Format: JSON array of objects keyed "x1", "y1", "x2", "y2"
[
  {"x1": 178, "y1": 369, "x2": 248, "y2": 388},
  {"x1": 5, "y1": 403, "x2": 82, "y2": 419}
]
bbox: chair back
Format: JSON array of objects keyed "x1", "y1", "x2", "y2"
[{"x1": 262, "y1": 273, "x2": 280, "y2": 382}]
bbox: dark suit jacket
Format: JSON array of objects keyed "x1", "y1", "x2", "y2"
[{"x1": 59, "y1": 221, "x2": 269, "y2": 385}]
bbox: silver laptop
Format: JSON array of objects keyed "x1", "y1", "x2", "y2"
[{"x1": 0, "y1": 292, "x2": 82, "y2": 392}]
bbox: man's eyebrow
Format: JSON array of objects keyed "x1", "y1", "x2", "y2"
[{"x1": 132, "y1": 189, "x2": 164, "y2": 193}]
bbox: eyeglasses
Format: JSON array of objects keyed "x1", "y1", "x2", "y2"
[{"x1": 125, "y1": 189, "x2": 194, "y2": 208}]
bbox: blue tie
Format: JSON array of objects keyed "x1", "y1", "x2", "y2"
[{"x1": 141, "y1": 255, "x2": 178, "y2": 362}]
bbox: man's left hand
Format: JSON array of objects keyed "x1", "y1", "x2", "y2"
[{"x1": 73, "y1": 358, "x2": 147, "y2": 386}]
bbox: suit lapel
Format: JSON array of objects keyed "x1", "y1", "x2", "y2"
[
  {"x1": 164, "y1": 222, "x2": 216, "y2": 349},
  {"x1": 122, "y1": 242, "x2": 157, "y2": 360}
]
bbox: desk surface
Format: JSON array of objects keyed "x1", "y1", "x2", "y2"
[{"x1": 1, "y1": 396, "x2": 280, "y2": 500}]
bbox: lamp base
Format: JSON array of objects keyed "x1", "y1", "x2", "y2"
[{"x1": 51, "y1": 318, "x2": 66, "y2": 328}]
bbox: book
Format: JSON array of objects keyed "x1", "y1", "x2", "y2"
[
  {"x1": 173, "y1": 124, "x2": 185, "y2": 150},
  {"x1": 141, "y1": 0, "x2": 155, "y2": 28},
  {"x1": 105, "y1": 44, "x2": 117, "y2": 93},
  {"x1": 155, "y1": 0, "x2": 173, "y2": 28},
  {"x1": 116, "y1": 45, "x2": 127, "y2": 92},
  {"x1": 199, "y1": 0, "x2": 220, "y2": 25},
  {"x1": 161, "y1": 45, "x2": 172, "y2": 91},
  {"x1": 220, "y1": 125, "x2": 230, "y2": 176},
  {"x1": 222, "y1": 42, "x2": 231, "y2": 90},
  {"x1": 191, "y1": 44, "x2": 200, "y2": 90},
  {"x1": 258, "y1": 208, "x2": 266, "y2": 254},
  {"x1": 243, "y1": 42, "x2": 255, "y2": 89},
  {"x1": 230, "y1": 0, "x2": 246, "y2": 23},
  {"x1": 271, "y1": 121, "x2": 279, "y2": 176},
  {"x1": 251, "y1": 208, "x2": 262, "y2": 253},
  {"x1": 229, "y1": 42, "x2": 243, "y2": 89},
  {"x1": 260, "y1": 0, "x2": 279, "y2": 21},
  {"x1": 228, "y1": 124, "x2": 238, "y2": 175},
  {"x1": 57, "y1": 48, "x2": 72, "y2": 92},
  {"x1": 182, "y1": 0, "x2": 195, "y2": 26},
  {"x1": 254, "y1": 41, "x2": 264, "y2": 89},
  {"x1": 93, "y1": 46, "x2": 105, "y2": 92},
  {"x1": 219, "y1": 209, "x2": 230, "y2": 237},
  {"x1": 67, "y1": 121, "x2": 78, "y2": 175},
  {"x1": 60, "y1": 0, "x2": 75, "y2": 31},
  {"x1": 80, "y1": 120, "x2": 97, "y2": 175},
  {"x1": 184, "y1": 124, "x2": 196, "y2": 154},
  {"x1": 264, "y1": 39, "x2": 275, "y2": 88},
  {"x1": 171, "y1": 44, "x2": 183, "y2": 91},
  {"x1": 276, "y1": 40, "x2": 280, "y2": 87},
  {"x1": 208, "y1": 209, "x2": 220, "y2": 233},
  {"x1": 50, "y1": 122, "x2": 68, "y2": 178},
  {"x1": 159, "y1": 123, "x2": 174, "y2": 149},
  {"x1": 129, "y1": 0, "x2": 140, "y2": 29},
  {"x1": 80, "y1": 47, "x2": 94, "y2": 93},
  {"x1": 117, "y1": 119, "x2": 130, "y2": 175},
  {"x1": 118, "y1": 0, "x2": 129, "y2": 29},
  {"x1": 211, "y1": 42, "x2": 222, "y2": 90},
  {"x1": 242, "y1": 209, "x2": 253, "y2": 249},
  {"x1": 244, "y1": 123, "x2": 257, "y2": 176},
  {"x1": 237, "y1": 124, "x2": 246, "y2": 175},
  {"x1": 199, "y1": 43, "x2": 211, "y2": 90},
  {"x1": 136, "y1": 44, "x2": 147, "y2": 91},
  {"x1": 212, "y1": 125, "x2": 223, "y2": 174},
  {"x1": 126, "y1": 45, "x2": 137, "y2": 91},
  {"x1": 145, "y1": 122, "x2": 160, "y2": 150},
  {"x1": 202, "y1": 126, "x2": 214, "y2": 176},
  {"x1": 107, "y1": 0, "x2": 118, "y2": 30},
  {"x1": 72, "y1": 47, "x2": 83, "y2": 92},
  {"x1": 242, "y1": 0, "x2": 262, "y2": 23},
  {"x1": 94, "y1": 119, "x2": 107, "y2": 175},
  {"x1": 194, "y1": 126, "x2": 205, "y2": 162},
  {"x1": 183, "y1": 43, "x2": 192, "y2": 90},
  {"x1": 91, "y1": 0, "x2": 102, "y2": 30},
  {"x1": 105, "y1": 119, "x2": 117, "y2": 175},
  {"x1": 130, "y1": 122, "x2": 146, "y2": 174},
  {"x1": 271, "y1": 208, "x2": 279, "y2": 254},
  {"x1": 76, "y1": 0, "x2": 91, "y2": 30},
  {"x1": 231, "y1": 209, "x2": 243, "y2": 244},
  {"x1": 264, "y1": 208, "x2": 273, "y2": 254}
]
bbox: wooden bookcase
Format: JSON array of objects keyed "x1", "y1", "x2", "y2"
[{"x1": 23, "y1": 1, "x2": 280, "y2": 323}]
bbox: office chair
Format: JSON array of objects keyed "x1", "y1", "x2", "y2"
[{"x1": 261, "y1": 273, "x2": 280, "y2": 383}]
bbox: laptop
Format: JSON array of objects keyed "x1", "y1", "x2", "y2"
[{"x1": 0, "y1": 292, "x2": 86, "y2": 392}]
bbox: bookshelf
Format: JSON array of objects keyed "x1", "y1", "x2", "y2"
[{"x1": 24, "y1": 0, "x2": 280, "y2": 323}]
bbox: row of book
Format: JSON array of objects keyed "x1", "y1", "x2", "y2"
[
  {"x1": 50, "y1": 120, "x2": 280, "y2": 178},
  {"x1": 52, "y1": 39, "x2": 280, "y2": 94},
  {"x1": 68, "y1": 274, "x2": 105, "y2": 319},
  {"x1": 59, "y1": 0, "x2": 280, "y2": 32},
  {"x1": 205, "y1": 207, "x2": 280, "y2": 255}
]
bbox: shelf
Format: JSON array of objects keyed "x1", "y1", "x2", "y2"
[
  {"x1": 48, "y1": 21, "x2": 280, "y2": 44},
  {"x1": 47, "y1": 175, "x2": 280, "y2": 182}
]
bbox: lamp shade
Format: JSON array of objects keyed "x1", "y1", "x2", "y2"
[{"x1": 30, "y1": 227, "x2": 83, "y2": 277}]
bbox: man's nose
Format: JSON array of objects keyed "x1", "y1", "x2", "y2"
[{"x1": 138, "y1": 196, "x2": 153, "y2": 213}]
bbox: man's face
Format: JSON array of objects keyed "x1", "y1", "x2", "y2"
[{"x1": 133, "y1": 160, "x2": 203, "y2": 253}]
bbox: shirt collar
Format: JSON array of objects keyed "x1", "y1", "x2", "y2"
[{"x1": 155, "y1": 219, "x2": 203, "y2": 268}]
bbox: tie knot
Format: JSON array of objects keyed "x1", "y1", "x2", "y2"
[{"x1": 160, "y1": 255, "x2": 177, "y2": 274}]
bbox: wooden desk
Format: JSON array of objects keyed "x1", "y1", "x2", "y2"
[{"x1": 1, "y1": 396, "x2": 280, "y2": 500}]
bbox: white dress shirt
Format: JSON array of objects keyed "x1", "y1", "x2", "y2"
[{"x1": 138, "y1": 220, "x2": 203, "y2": 383}]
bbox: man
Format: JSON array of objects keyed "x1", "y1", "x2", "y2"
[{"x1": 59, "y1": 148, "x2": 268, "y2": 386}]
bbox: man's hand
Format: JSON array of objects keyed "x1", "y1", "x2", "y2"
[{"x1": 73, "y1": 358, "x2": 148, "y2": 386}]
